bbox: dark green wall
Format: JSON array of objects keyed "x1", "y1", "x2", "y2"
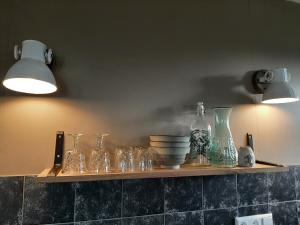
[{"x1": 1, "y1": 0, "x2": 300, "y2": 174}]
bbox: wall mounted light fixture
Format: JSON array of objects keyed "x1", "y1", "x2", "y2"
[
  {"x1": 253, "y1": 68, "x2": 299, "y2": 104},
  {"x1": 2, "y1": 40, "x2": 57, "y2": 94}
]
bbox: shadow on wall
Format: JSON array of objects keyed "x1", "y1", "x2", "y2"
[
  {"x1": 113, "y1": 73, "x2": 256, "y2": 145},
  {"x1": 186, "y1": 74, "x2": 255, "y2": 107},
  {"x1": 149, "y1": 73, "x2": 255, "y2": 125},
  {"x1": 242, "y1": 70, "x2": 259, "y2": 95}
]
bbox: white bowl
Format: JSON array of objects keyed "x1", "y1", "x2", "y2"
[
  {"x1": 150, "y1": 135, "x2": 190, "y2": 143},
  {"x1": 150, "y1": 141, "x2": 190, "y2": 148}
]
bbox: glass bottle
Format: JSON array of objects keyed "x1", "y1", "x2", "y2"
[
  {"x1": 186, "y1": 102, "x2": 211, "y2": 166},
  {"x1": 209, "y1": 107, "x2": 238, "y2": 168}
]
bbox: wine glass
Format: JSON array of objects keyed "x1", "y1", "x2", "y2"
[
  {"x1": 89, "y1": 133, "x2": 110, "y2": 174},
  {"x1": 62, "y1": 133, "x2": 87, "y2": 174}
]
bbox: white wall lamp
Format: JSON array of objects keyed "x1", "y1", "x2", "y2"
[
  {"x1": 253, "y1": 68, "x2": 299, "y2": 104},
  {"x1": 2, "y1": 40, "x2": 57, "y2": 94}
]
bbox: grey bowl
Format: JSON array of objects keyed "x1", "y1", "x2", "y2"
[
  {"x1": 150, "y1": 135, "x2": 190, "y2": 143},
  {"x1": 152, "y1": 147, "x2": 189, "y2": 169}
]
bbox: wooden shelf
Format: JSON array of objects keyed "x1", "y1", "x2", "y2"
[{"x1": 37, "y1": 161, "x2": 288, "y2": 183}]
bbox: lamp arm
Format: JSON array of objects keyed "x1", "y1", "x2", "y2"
[
  {"x1": 253, "y1": 70, "x2": 274, "y2": 93},
  {"x1": 45, "y1": 48, "x2": 53, "y2": 64},
  {"x1": 14, "y1": 45, "x2": 21, "y2": 60}
]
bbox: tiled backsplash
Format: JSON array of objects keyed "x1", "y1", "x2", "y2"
[{"x1": 1, "y1": 167, "x2": 300, "y2": 225}]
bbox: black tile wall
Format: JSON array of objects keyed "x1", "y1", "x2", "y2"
[
  {"x1": 50, "y1": 224, "x2": 74, "y2": 225},
  {"x1": 122, "y1": 215, "x2": 164, "y2": 225},
  {"x1": 268, "y1": 169, "x2": 296, "y2": 203},
  {"x1": 237, "y1": 173, "x2": 268, "y2": 206},
  {"x1": 0, "y1": 176, "x2": 23, "y2": 225},
  {"x1": 75, "y1": 219, "x2": 121, "y2": 225},
  {"x1": 294, "y1": 166, "x2": 300, "y2": 200},
  {"x1": 122, "y1": 179, "x2": 164, "y2": 217},
  {"x1": 271, "y1": 201, "x2": 298, "y2": 225},
  {"x1": 2, "y1": 167, "x2": 300, "y2": 225},
  {"x1": 164, "y1": 177, "x2": 202, "y2": 213},
  {"x1": 23, "y1": 176, "x2": 75, "y2": 225},
  {"x1": 74, "y1": 180, "x2": 122, "y2": 221},
  {"x1": 50, "y1": 223, "x2": 74, "y2": 225},
  {"x1": 203, "y1": 208, "x2": 237, "y2": 225},
  {"x1": 165, "y1": 211, "x2": 203, "y2": 225},
  {"x1": 203, "y1": 175, "x2": 237, "y2": 209},
  {"x1": 238, "y1": 204, "x2": 269, "y2": 217}
]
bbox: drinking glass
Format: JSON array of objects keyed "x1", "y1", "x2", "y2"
[
  {"x1": 115, "y1": 147, "x2": 127, "y2": 172},
  {"x1": 127, "y1": 148, "x2": 135, "y2": 172},
  {"x1": 89, "y1": 133, "x2": 110, "y2": 173},
  {"x1": 114, "y1": 147, "x2": 135, "y2": 172},
  {"x1": 62, "y1": 134, "x2": 87, "y2": 174},
  {"x1": 138, "y1": 147, "x2": 153, "y2": 171},
  {"x1": 115, "y1": 146, "x2": 153, "y2": 173}
]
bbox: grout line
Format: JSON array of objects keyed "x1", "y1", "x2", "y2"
[
  {"x1": 202, "y1": 176, "x2": 204, "y2": 210},
  {"x1": 121, "y1": 179, "x2": 124, "y2": 219},
  {"x1": 42, "y1": 222, "x2": 77, "y2": 225},
  {"x1": 235, "y1": 174, "x2": 238, "y2": 211},
  {"x1": 165, "y1": 209, "x2": 203, "y2": 215},
  {"x1": 121, "y1": 213, "x2": 165, "y2": 220},
  {"x1": 293, "y1": 167, "x2": 300, "y2": 225},
  {"x1": 163, "y1": 178, "x2": 166, "y2": 225},
  {"x1": 293, "y1": 167, "x2": 298, "y2": 200},
  {"x1": 268, "y1": 200, "x2": 299, "y2": 205},
  {"x1": 202, "y1": 202, "x2": 280, "y2": 212},
  {"x1": 73, "y1": 214, "x2": 167, "y2": 225},
  {"x1": 201, "y1": 176, "x2": 204, "y2": 225},
  {"x1": 71, "y1": 218, "x2": 122, "y2": 224},
  {"x1": 21, "y1": 176, "x2": 26, "y2": 225},
  {"x1": 202, "y1": 206, "x2": 241, "y2": 212},
  {"x1": 122, "y1": 214, "x2": 163, "y2": 219},
  {"x1": 73, "y1": 183, "x2": 77, "y2": 223},
  {"x1": 161, "y1": 200, "x2": 298, "y2": 215},
  {"x1": 266, "y1": 172, "x2": 270, "y2": 212}
]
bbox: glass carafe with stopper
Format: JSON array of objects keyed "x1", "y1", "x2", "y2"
[
  {"x1": 89, "y1": 133, "x2": 110, "y2": 173},
  {"x1": 186, "y1": 102, "x2": 211, "y2": 166},
  {"x1": 62, "y1": 134, "x2": 87, "y2": 174}
]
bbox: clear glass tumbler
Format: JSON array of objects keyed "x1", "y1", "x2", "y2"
[
  {"x1": 137, "y1": 147, "x2": 153, "y2": 172},
  {"x1": 89, "y1": 133, "x2": 110, "y2": 174}
]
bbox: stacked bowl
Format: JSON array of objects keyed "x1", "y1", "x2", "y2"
[{"x1": 150, "y1": 135, "x2": 190, "y2": 169}]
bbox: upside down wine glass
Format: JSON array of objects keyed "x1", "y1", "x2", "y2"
[{"x1": 62, "y1": 134, "x2": 87, "y2": 174}]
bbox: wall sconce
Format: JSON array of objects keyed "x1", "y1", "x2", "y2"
[
  {"x1": 253, "y1": 68, "x2": 299, "y2": 104},
  {"x1": 2, "y1": 40, "x2": 57, "y2": 94}
]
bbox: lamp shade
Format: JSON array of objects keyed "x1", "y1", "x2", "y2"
[
  {"x1": 2, "y1": 40, "x2": 57, "y2": 94},
  {"x1": 262, "y1": 82, "x2": 299, "y2": 104},
  {"x1": 253, "y1": 68, "x2": 299, "y2": 104}
]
